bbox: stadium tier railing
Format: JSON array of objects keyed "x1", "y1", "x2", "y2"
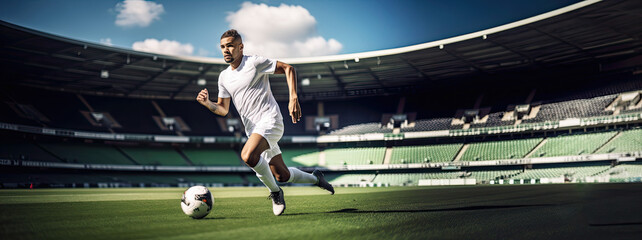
[
  {"x1": 1, "y1": 112, "x2": 640, "y2": 144},
  {"x1": 4, "y1": 151, "x2": 638, "y2": 173}
]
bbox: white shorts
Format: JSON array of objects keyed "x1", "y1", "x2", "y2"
[{"x1": 247, "y1": 118, "x2": 284, "y2": 162}]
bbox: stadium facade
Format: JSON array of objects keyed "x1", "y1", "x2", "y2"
[{"x1": 1, "y1": 0, "x2": 641, "y2": 188}]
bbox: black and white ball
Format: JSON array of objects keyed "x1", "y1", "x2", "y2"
[{"x1": 180, "y1": 186, "x2": 213, "y2": 219}]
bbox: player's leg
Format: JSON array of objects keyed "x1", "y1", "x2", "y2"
[
  {"x1": 269, "y1": 154, "x2": 335, "y2": 194},
  {"x1": 241, "y1": 133, "x2": 280, "y2": 192},
  {"x1": 269, "y1": 154, "x2": 312, "y2": 183},
  {"x1": 240, "y1": 133, "x2": 284, "y2": 215}
]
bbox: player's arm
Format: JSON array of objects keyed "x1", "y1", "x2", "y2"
[
  {"x1": 274, "y1": 61, "x2": 301, "y2": 123},
  {"x1": 196, "y1": 88, "x2": 230, "y2": 117}
]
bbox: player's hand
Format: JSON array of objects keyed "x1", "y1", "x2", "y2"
[
  {"x1": 196, "y1": 88, "x2": 211, "y2": 107},
  {"x1": 288, "y1": 98, "x2": 302, "y2": 124}
]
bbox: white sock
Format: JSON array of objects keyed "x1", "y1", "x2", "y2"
[
  {"x1": 252, "y1": 157, "x2": 280, "y2": 192},
  {"x1": 287, "y1": 167, "x2": 318, "y2": 184}
]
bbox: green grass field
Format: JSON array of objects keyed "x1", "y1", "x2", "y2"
[{"x1": 1, "y1": 184, "x2": 641, "y2": 239}]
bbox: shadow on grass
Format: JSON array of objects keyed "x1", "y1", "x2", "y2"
[
  {"x1": 326, "y1": 204, "x2": 554, "y2": 214},
  {"x1": 589, "y1": 222, "x2": 642, "y2": 227},
  {"x1": 247, "y1": 204, "x2": 557, "y2": 217},
  {"x1": 282, "y1": 204, "x2": 553, "y2": 216},
  {"x1": 200, "y1": 217, "x2": 249, "y2": 220}
]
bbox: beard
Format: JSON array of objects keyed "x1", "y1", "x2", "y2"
[{"x1": 224, "y1": 56, "x2": 234, "y2": 63}]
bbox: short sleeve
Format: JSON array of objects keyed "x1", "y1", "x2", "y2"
[
  {"x1": 217, "y1": 74, "x2": 231, "y2": 98},
  {"x1": 254, "y1": 55, "x2": 277, "y2": 74}
]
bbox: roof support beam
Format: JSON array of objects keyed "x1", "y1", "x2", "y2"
[
  {"x1": 442, "y1": 48, "x2": 489, "y2": 74},
  {"x1": 528, "y1": 26, "x2": 595, "y2": 62},
  {"x1": 364, "y1": 66, "x2": 388, "y2": 92},
  {"x1": 327, "y1": 65, "x2": 347, "y2": 96},
  {"x1": 171, "y1": 64, "x2": 214, "y2": 99},
  {"x1": 127, "y1": 65, "x2": 173, "y2": 96},
  {"x1": 485, "y1": 38, "x2": 535, "y2": 64},
  {"x1": 48, "y1": 52, "x2": 120, "y2": 76},
  {"x1": 399, "y1": 57, "x2": 432, "y2": 81}
]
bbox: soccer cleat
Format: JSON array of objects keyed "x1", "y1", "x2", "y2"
[
  {"x1": 268, "y1": 187, "x2": 286, "y2": 216},
  {"x1": 313, "y1": 169, "x2": 335, "y2": 195}
]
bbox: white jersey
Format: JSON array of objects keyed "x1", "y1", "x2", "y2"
[{"x1": 217, "y1": 55, "x2": 283, "y2": 136}]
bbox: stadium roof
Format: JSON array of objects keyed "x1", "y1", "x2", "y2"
[{"x1": 1, "y1": 0, "x2": 641, "y2": 101}]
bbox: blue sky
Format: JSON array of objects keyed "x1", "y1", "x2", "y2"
[{"x1": 0, "y1": 0, "x2": 581, "y2": 58}]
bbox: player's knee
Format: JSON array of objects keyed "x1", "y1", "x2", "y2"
[
  {"x1": 240, "y1": 150, "x2": 259, "y2": 166},
  {"x1": 241, "y1": 151, "x2": 252, "y2": 163}
]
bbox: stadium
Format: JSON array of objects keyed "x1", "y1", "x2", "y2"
[{"x1": 1, "y1": 0, "x2": 642, "y2": 239}]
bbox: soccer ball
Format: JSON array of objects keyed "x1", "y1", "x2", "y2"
[{"x1": 181, "y1": 185, "x2": 214, "y2": 219}]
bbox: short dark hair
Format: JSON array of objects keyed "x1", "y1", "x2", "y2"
[{"x1": 221, "y1": 29, "x2": 242, "y2": 42}]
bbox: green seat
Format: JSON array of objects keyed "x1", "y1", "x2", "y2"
[
  {"x1": 324, "y1": 147, "x2": 385, "y2": 166},
  {"x1": 460, "y1": 138, "x2": 542, "y2": 161},
  {"x1": 532, "y1": 132, "x2": 617, "y2": 157},
  {"x1": 182, "y1": 148, "x2": 241, "y2": 166},
  {"x1": 391, "y1": 144, "x2": 462, "y2": 164},
  {"x1": 41, "y1": 143, "x2": 133, "y2": 165},
  {"x1": 596, "y1": 129, "x2": 642, "y2": 154},
  {"x1": 120, "y1": 146, "x2": 188, "y2": 166}
]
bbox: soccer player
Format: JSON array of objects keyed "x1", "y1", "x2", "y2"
[{"x1": 196, "y1": 29, "x2": 334, "y2": 216}]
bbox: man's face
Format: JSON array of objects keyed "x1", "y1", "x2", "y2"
[{"x1": 220, "y1": 37, "x2": 243, "y2": 64}]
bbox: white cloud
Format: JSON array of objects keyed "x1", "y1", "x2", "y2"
[
  {"x1": 100, "y1": 38, "x2": 113, "y2": 46},
  {"x1": 225, "y1": 2, "x2": 342, "y2": 58},
  {"x1": 115, "y1": 0, "x2": 164, "y2": 27},
  {"x1": 132, "y1": 39, "x2": 194, "y2": 56},
  {"x1": 197, "y1": 48, "x2": 210, "y2": 57}
]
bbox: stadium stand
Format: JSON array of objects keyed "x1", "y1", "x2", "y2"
[
  {"x1": 328, "y1": 170, "x2": 525, "y2": 186},
  {"x1": 0, "y1": 172, "x2": 248, "y2": 187},
  {"x1": 472, "y1": 112, "x2": 511, "y2": 128},
  {"x1": 0, "y1": 143, "x2": 61, "y2": 162},
  {"x1": 530, "y1": 131, "x2": 618, "y2": 157},
  {"x1": 2, "y1": 87, "x2": 92, "y2": 131},
  {"x1": 181, "y1": 148, "x2": 241, "y2": 166},
  {"x1": 459, "y1": 138, "x2": 543, "y2": 161},
  {"x1": 595, "y1": 128, "x2": 642, "y2": 154},
  {"x1": 84, "y1": 95, "x2": 169, "y2": 135},
  {"x1": 40, "y1": 143, "x2": 135, "y2": 165},
  {"x1": 390, "y1": 144, "x2": 462, "y2": 163},
  {"x1": 522, "y1": 95, "x2": 616, "y2": 123},
  {"x1": 324, "y1": 97, "x2": 396, "y2": 128},
  {"x1": 323, "y1": 147, "x2": 386, "y2": 166},
  {"x1": 156, "y1": 99, "x2": 228, "y2": 136},
  {"x1": 2, "y1": 0, "x2": 642, "y2": 190},
  {"x1": 119, "y1": 146, "x2": 189, "y2": 166},
  {"x1": 280, "y1": 147, "x2": 321, "y2": 167},
  {"x1": 600, "y1": 162, "x2": 642, "y2": 180},
  {"x1": 326, "y1": 174, "x2": 375, "y2": 186},
  {"x1": 513, "y1": 165, "x2": 611, "y2": 180},
  {"x1": 375, "y1": 172, "x2": 469, "y2": 185},
  {"x1": 403, "y1": 118, "x2": 456, "y2": 132},
  {"x1": 328, "y1": 122, "x2": 392, "y2": 135},
  {"x1": 470, "y1": 170, "x2": 523, "y2": 182}
]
